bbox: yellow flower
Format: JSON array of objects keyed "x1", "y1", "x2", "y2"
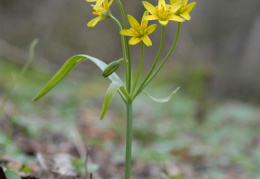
[
  {"x1": 87, "y1": 0, "x2": 113, "y2": 27},
  {"x1": 120, "y1": 12, "x2": 158, "y2": 46},
  {"x1": 170, "y1": 0, "x2": 196, "y2": 20},
  {"x1": 142, "y1": 0, "x2": 184, "y2": 26},
  {"x1": 86, "y1": 0, "x2": 104, "y2": 9}
]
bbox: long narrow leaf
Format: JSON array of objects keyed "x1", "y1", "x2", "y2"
[
  {"x1": 32, "y1": 54, "x2": 123, "y2": 101},
  {"x1": 144, "y1": 87, "x2": 180, "y2": 103},
  {"x1": 100, "y1": 81, "x2": 123, "y2": 120}
]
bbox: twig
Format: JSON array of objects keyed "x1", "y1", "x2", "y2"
[
  {"x1": 84, "y1": 147, "x2": 91, "y2": 179},
  {"x1": 69, "y1": 127, "x2": 86, "y2": 159},
  {"x1": 89, "y1": 173, "x2": 93, "y2": 179}
]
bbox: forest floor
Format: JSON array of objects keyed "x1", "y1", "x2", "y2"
[{"x1": 1, "y1": 60, "x2": 260, "y2": 179}]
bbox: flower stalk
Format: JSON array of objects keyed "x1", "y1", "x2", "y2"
[
  {"x1": 133, "y1": 22, "x2": 182, "y2": 99},
  {"x1": 132, "y1": 42, "x2": 145, "y2": 95},
  {"x1": 109, "y1": 14, "x2": 129, "y2": 91},
  {"x1": 133, "y1": 25, "x2": 165, "y2": 98},
  {"x1": 115, "y1": 0, "x2": 132, "y2": 93}
]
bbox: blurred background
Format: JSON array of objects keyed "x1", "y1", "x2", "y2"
[
  {"x1": 1, "y1": 0, "x2": 260, "y2": 178},
  {"x1": 1, "y1": 0, "x2": 260, "y2": 101}
]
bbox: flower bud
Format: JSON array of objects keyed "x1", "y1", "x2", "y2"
[{"x1": 102, "y1": 61, "x2": 120, "y2": 77}]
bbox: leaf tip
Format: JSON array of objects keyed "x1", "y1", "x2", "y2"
[
  {"x1": 100, "y1": 114, "x2": 105, "y2": 120},
  {"x1": 31, "y1": 97, "x2": 37, "y2": 102},
  {"x1": 31, "y1": 93, "x2": 42, "y2": 102}
]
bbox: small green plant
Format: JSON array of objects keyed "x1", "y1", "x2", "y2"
[
  {"x1": 0, "y1": 39, "x2": 38, "y2": 118},
  {"x1": 32, "y1": 0, "x2": 196, "y2": 178}
]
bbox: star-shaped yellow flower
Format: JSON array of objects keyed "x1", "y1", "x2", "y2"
[
  {"x1": 170, "y1": 0, "x2": 196, "y2": 20},
  {"x1": 142, "y1": 0, "x2": 184, "y2": 26},
  {"x1": 87, "y1": 0, "x2": 113, "y2": 27},
  {"x1": 120, "y1": 12, "x2": 158, "y2": 46}
]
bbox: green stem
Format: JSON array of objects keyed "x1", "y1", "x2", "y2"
[
  {"x1": 115, "y1": 0, "x2": 132, "y2": 93},
  {"x1": 110, "y1": 15, "x2": 129, "y2": 89},
  {"x1": 146, "y1": 26, "x2": 165, "y2": 79},
  {"x1": 134, "y1": 23, "x2": 181, "y2": 99},
  {"x1": 131, "y1": 42, "x2": 144, "y2": 96},
  {"x1": 124, "y1": 102, "x2": 132, "y2": 179},
  {"x1": 133, "y1": 26, "x2": 165, "y2": 99}
]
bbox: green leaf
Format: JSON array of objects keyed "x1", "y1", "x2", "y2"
[
  {"x1": 19, "y1": 166, "x2": 31, "y2": 174},
  {"x1": 5, "y1": 169, "x2": 21, "y2": 179},
  {"x1": 144, "y1": 87, "x2": 180, "y2": 103},
  {"x1": 100, "y1": 81, "x2": 123, "y2": 120},
  {"x1": 32, "y1": 54, "x2": 123, "y2": 101}
]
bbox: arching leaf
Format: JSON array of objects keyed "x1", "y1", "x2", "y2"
[{"x1": 32, "y1": 54, "x2": 123, "y2": 101}]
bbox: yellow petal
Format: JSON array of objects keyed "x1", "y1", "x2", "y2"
[
  {"x1": 159, "y1": 20, "x2": 169, "y2": 26},
  {"x1": 108, "y1": 0, "x2": 114, "y2": 8},
  {"x1": 103, "y1": 0, "x2": 108, "y2": 7},
  {"x1": 129, "y1": 37, "x2": 141, "y2": 45},
  {"x1": 142, "y1": 1, "x2": 157, "y2": 15},
  {"x1": 180, "y1": 12, "x2": 191, "y2": 20},
  {"x1": 120, "y1": 29, "x2": 136, "y2": 36},
  {"x1": 168, "y1": 15, "x2": 185, "y2": 22},
  {"x1": 141, "y1": 11, "x2": 149, "y2": 28},
  {"x1": 87, "y1": 16, "x2": 102, "y2": 27},
  {"x1": 159, "y1": 0, "x2": 166, "y2": 9},
  {"x1": 170, "y1": 0, "x2": 179, "y2": 4},
  {"x1": 143, "y1": 15, "x2": 158, "y2": 21},
  {"x1": 146, "y1": 24, "x2": 158, "y2": 35},
  {"x1": 183, "y1": 2, "x2": 196, "y2": 13},
  {"x1": 170, "y1": 2, "x2": 184, "y2": 13},
  {"x1": 141, "y1": 35, "x2": 152, "y2": 46},
  {"x1": 127, "y1": 15, "x2": 140, "y2": 28},
  {"x1": 86, "y1": 0, "x2": 97, "y2": 2},
  {"x1": 93, "y1": 0, "x2": 104, "y2": 9},
  {"x1": 183, "y1": 0, "x2": 188, "y2": 6}
]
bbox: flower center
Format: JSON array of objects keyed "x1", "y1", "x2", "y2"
[
  {"x1": 156, "y1": 5, "x2": 172, "y2": 21},
  {"x1": 130, "y1": 25, "x2": 145, "y2": 37},
  {"x1": 136, "y1": 27, "x2": 145, "y2": 37}
]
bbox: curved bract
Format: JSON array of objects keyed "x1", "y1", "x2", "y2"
[{"x1": 144, "y1": 87, "x2": 180, "y2": 103}]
